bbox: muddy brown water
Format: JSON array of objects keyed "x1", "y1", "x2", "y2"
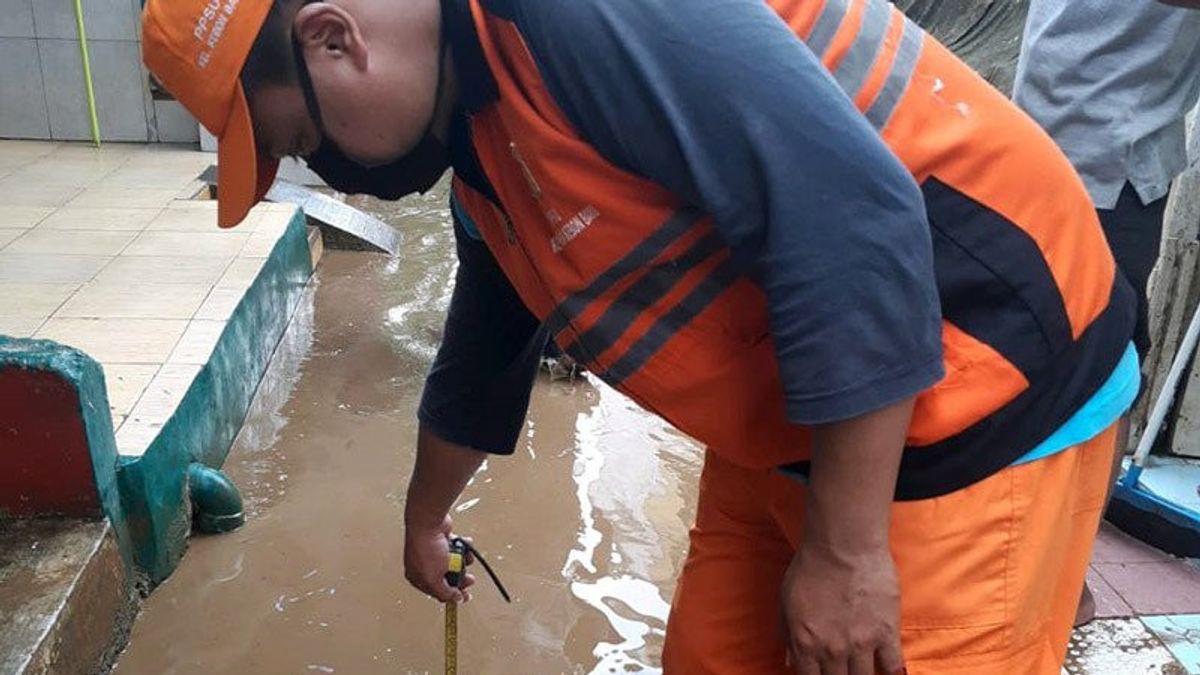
[{"x1": 113, "y1": 185, "x2": 702, "y2": 675}]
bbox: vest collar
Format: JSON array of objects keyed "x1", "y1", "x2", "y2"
[
  {"x1": 443, "y1": 0, "x2": 502, "y2": 204},
  {"x1": 445, "y1": 0, "x2": 498, "y2": 115}
]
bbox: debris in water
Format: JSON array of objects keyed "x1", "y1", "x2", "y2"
[
  {"x1": 306, "y1": 666, "x2": 335, "y2": 673},
  {"x1": 273, "y1": 594, "x2": 286, "y2": 612},
  {"x1": 214, "y1": 552, "x2": 244, "y2": 583},
  {"x1": 542, "y1": 352, "x2": 584, "y2": 381},
  {"x1": 303, "y1": 568, "x2": 318, "y2": 579}
]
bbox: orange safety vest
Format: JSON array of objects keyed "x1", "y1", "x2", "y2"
[{"x1": 451, "y1": 0, "x2": 1134, "y2": 498}]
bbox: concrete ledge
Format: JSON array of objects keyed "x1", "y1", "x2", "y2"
[
  {"x1": 0, "y1": 337, "x2": 126, "y2": 551},
  {"x1": 115, "y1": 207, "x2": 314, "y2": 582},
  {"x1": 0, "y1": 207, "x2": 316, "y2": 673},
  {"x1": 0, "y1": 520, "x2": 133, "y2": 675}
]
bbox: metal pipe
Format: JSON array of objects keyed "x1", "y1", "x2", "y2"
[
  {"x1": 72, "y1": 0, "x2": 101, "y2": 146},
  {"x1": 1132, "y1": 299, "x2": 1200, "y2": 469}
]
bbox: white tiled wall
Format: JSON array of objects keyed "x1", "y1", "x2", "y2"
[
  {"x1": 31, "y1": 0, "x2": 139, "y2": 41},
  {"x1": 0, "y1": 0, "x2": 186, "y2": 143},
  {"x1": 0, "y1": 38, "x2": 53, "y2": 139},
  {"x1": 0, "y1": 0, "x2": 36, "y2": 37}
]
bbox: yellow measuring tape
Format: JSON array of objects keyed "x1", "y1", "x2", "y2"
[
  {"x1": 443, "y1": 537, "x2": 511, "y2": 675},
  {"x1": 445, "y1": 540, "x2": 466, "y2": 675},
  {"x1": 445, "y1": 601, "x2": 458, "y2": 675}
]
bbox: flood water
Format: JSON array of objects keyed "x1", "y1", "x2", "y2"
[{"x1": 113, "y1": 183, "x2": 702, "y2": 675}]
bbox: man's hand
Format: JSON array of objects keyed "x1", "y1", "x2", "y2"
[
  {"x1": 404, "y1": 514, "x2": 476, "y2": 602},
  {"x1": 782, "y1": 543, "x2": 903, "y2": 675},
  {"x1": 784, "y1": 396, "x2": 915, "y2": 675},
  {"x1": 403, "y1": 425, "x2": 488, "y2": 602}
]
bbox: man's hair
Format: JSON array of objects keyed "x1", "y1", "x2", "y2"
[{"x1": 240, "y1": 0, "x2": 306, "y2": 93}]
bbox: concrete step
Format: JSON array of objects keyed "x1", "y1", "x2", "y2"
[{"x1": 0, "y1": 520, "x2": 133, "y2": 675}]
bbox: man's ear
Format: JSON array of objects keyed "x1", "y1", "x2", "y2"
[{"x1": 294, "y1": 2, "x2": 369, "y2": 70}]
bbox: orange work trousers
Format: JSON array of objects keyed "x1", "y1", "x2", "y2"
[{"x1": 662, "y1": 425, "x2": 1118, "y2": 674}]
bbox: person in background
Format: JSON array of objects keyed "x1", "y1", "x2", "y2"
[{"x1": 1013, "y1": 0, "x2": 1200, "y2": 626}]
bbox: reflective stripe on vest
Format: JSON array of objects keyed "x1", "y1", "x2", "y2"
[
  {"x1": 542, "y1": 207, "x2": 702, "y2": 340},
  {"x1": 538, "y1": 0, "x2": 926, "y2": 388},
  {"x1": 540, "y1": 207, "x2": 744, "y2": 387},
  {"x1": 804, "y1": 0, "x2": 924, "y2": 129}
]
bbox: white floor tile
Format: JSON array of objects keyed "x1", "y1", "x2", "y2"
[
  {"x1": 36, "y1": 317, "x2": 188, "y2": 364},
  {"x1": 0, "y1": 317, "x2": 44, "y2": 338},
  {"x1": 5, "y1": 229, "x2": 137, "y2": 256},
  {"x1": 0, "y1": 180, "x2": 82, "y2": 208},
  {"x1": 103, "y1": 363, "x2": 159, "y2": 417},
  {"x1": 146, "y1": 203, "x2": 224, "y2": 232},
  {"x1": 0, "y1": 206, "x2": 54, "y2": 228},
  {"x1": 37, "y1": 206, "x2": 161, "y2": 231},
  {"x1": 124, "y1": 231, "x2": 249, "y2": 258},
  {"x1": 167, "y1": 320, "x2": 226, "y2": 364},
  {"x1": 14, "y1": 157, "x2": 124, "y2": 187},
  {"x1": 0, "y1": 253, "x2": 110, "y2": 283},
  {"x1": 0, "y1": 282, "x2": 79, "y2": 318},
  {"x1": 0, "y1": 229, "x2": 25, "y2": 250},
  {"x1": 115, "y1": 418, "x2": 162, "y2": 457},
  {"x1": 216, "y1": 257, "x2": 265, "y2": 290},
  {"x1": 195, "y1": 287, "x2": 243, "y2": 321},
  {"x1": 92, "y1": 255, "x2": 232, "y2": 286},
  {"x1": 66, "y1": 186, "x2": 180, "y2": 210},
  {"x1": 126, "y1": 363, "x2": 201, "y2": 423},
  {"x1": 56, "y1": 282, "x2": 210, "y2": 320}
]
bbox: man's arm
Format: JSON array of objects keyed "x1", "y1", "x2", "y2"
[
  {"x1": 404, "y1": 196, "x2": 547, "y2": 602},
  {"x1": 403, "y1": 425, "x2": 486, "y2": 602},
  {"x1": 299, "y1": 127, "x2": 545, "y2": 602},
  {"x1": 782, "y1": 397, "x2": 911, "y2": 673}
]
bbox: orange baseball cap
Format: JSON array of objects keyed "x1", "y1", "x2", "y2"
[{"x1": 142, "y1": 0, "x2": 281, "y2": 228}]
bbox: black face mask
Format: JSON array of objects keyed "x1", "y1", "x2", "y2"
[{"x1": 290, "y1": 15, "x2": 450, "y2": 199}]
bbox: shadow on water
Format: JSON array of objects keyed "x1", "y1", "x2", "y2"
[{"x1": 113, "y1": 180, "x2": 702, "y2": 674}]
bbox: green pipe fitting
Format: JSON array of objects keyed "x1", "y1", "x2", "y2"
[{"x1": 187, "y1": 463, "x2": 245, "y2": 534}]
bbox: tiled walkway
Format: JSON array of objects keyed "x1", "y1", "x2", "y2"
[
  {"x1": 1068, "y1": 523, "x2": 1200, "y2": 672},
  {"x1": 0, "y1": 140, "x2": 294, "y2": 457}
]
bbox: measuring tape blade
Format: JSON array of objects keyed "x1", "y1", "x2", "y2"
[{"x1": 445, "y1": 539, "x2": 466, "y2": 675}]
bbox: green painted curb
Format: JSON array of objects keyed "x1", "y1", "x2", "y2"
[{"x1": 116, "y1": 209, "x2": 313, "y2": 583}]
